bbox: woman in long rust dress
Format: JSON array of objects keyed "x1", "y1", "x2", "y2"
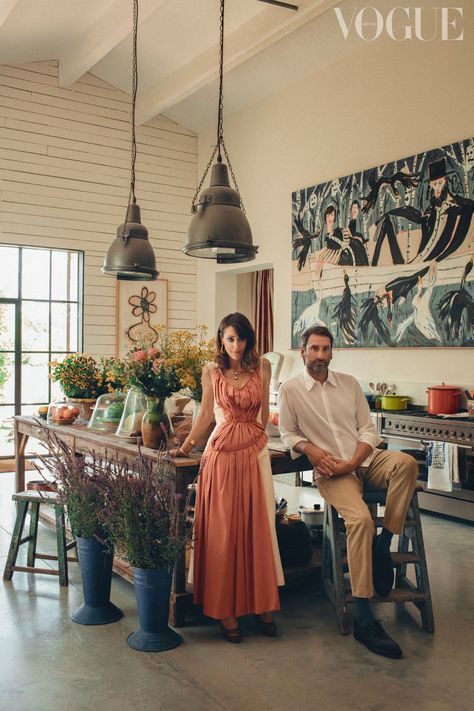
[{"x1": 175, "y1": 313, "x2": 284, "y2": 642}]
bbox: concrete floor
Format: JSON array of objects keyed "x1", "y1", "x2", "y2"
[{"x1": 1, "y1": 469, "x2": 473, "y2": 711}]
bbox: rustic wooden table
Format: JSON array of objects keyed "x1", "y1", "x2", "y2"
[{"x1": 14, "y1": 415, "x2": 315, "y2": 625}]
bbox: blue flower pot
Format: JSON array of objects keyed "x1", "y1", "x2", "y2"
[
  {"x1": 72, "y1": 536, "x2": 123, "y2": 625},
  {"x1": 127, "y1": 567, "x2": 183, "y2": 652}
]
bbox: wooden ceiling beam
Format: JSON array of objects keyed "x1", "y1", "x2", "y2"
[{"x1": 58, "y1": 0, "x2": 164, "y2": 89}]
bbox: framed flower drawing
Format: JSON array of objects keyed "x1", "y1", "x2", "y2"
[{"x1": 115, "y1": 279, "x2": 168, "y2": 356}]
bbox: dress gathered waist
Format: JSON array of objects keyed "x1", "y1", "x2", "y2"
[{"x1": 208, "y1": 419, "x2": 267, "y2": 454}]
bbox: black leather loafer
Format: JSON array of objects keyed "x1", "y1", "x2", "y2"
[
  {"x1": 354, "y1": 619, "x2": 402, "y2": 659},
  {"x1": 373, "y1": 537, "x2": 395, "y2": 597}
]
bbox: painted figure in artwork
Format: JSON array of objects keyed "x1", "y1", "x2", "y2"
[
  {"x1": 333, "y1": 271, "x2": 357, "y2": 345},
  {"x1": 437, "y1": 257, "x2": 474, "y2": 341},
  {"x1": 372, "y1": 158, "x2": 474, "y2": 265},
  {"x1": 394, "y1": 264, "x2": 441, "y2": 343},
  {"x1": 322, "y1": 205, "x2": 369, "y2": 267}
]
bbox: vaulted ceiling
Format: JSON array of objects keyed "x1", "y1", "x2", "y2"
[{"x1": 0, "y1": 0, "x2": 342, "y2": 131}]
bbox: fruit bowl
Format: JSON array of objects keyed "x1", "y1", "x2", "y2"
[{"x1": 47, "y1": 403, "x2": 80, "y2": 426}]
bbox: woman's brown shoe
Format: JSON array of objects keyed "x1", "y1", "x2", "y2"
[
  {"x1": 255, "y1": 615, "x2": 277, "y2": 637},
  {"x1": 220, "y1": 622, "x2": 241, "y2": 643}
]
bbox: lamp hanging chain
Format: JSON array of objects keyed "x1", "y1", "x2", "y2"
[
  {"x1": 190, "y1": 0, "x2": 246, "y2": 214},
  {"x1": 121, "y1": 0, "x2": 138, "y2": 242},
  {"x1": 129, "y1": 0, "x2": 138, "y2": 206},
  {"x1": 216, "y1": 0, "x2": 224, "y2": 162}
]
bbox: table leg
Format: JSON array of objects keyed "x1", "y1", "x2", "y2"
[{"x1": 15, "y1": 421, "x2": 29, "y2": 493}]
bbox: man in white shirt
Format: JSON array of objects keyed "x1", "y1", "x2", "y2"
[{"x1": 278, "y1": 326, "x2": 418, "y2": 659}]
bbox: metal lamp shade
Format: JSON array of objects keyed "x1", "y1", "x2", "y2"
[
  {"x1": 184, "y1": 163, "x2": 258, "y2": 263},
  {"x1": 102, "y1": 203, "x2": 158, "y2": 280}
]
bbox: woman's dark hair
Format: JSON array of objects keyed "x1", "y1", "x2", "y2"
[
  {"x1": 324, "y1": 204, "x2": 336, "y2": 220},
  {"x1": 215, "y1": 312, "x2": 260, "y2": 371},
  {"x1": 301, "y1": 326, "x2": 334, "y2": 348}
]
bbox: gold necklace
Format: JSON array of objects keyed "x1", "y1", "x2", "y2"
[{"x1": 233, "y1": 370, "x2": 239, "y2": 380}]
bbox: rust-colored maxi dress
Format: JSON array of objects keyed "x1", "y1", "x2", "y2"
[{"x1": 192, "y1": 364, "x2": 284, "y2": 620}]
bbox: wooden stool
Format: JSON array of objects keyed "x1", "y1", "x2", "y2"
[
  {"x1": 3, "y1": 491, "x2": 77, "y2": 586},
  {"x1": 322, "y1": 482, "x2": 434, "y2": 635}
]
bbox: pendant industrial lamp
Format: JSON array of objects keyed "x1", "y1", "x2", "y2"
[
  {"x1": 102, "y1": 0, "x2": 158, "y2": 280},
  {"x1": 183, "y1": 0, "x2": 258, "y2": 264}
]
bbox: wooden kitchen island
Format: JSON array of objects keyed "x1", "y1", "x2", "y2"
[{"x1": 13, "y1": 415, "x2": 316, "y2": 626}]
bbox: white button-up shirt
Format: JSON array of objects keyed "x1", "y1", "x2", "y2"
[{"x1": 278, "y1": 369, "x2": 382, "y2": 475}]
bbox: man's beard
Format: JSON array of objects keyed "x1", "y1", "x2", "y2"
[{"x1": 307, "y1": 360, "x2": 328, "y2": 374}]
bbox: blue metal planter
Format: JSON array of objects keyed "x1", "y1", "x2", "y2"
[
  {"x1": 127, "y1": 567, "x2": 183, "y2": 652},
  {"x1": 72, "y1": 536, "x2": 123, "y2": 625}
]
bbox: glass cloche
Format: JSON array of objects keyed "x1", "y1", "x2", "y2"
[
  {"x1": 115, "y1": 388, "x2": 147, "y2": 440},
  {"x1": 87, "y1": 391, "x2": 126, "y2": 432}
]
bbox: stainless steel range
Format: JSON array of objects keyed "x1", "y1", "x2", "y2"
[
  {"x1": 376, "y1": 410, "x2": 474, "y2": 522},
  {"x1": 382, "y1": 411, "x2": 473, "y2": 445}
]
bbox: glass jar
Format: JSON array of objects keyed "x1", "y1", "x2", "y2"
[
  {"x1": 47, "y1": 401, "x2": 80, "y2": 426},
  {"x1": 88, "y1": 391, "x2": 126, "y2": 431},
  {"x1": 115, "y1": 389, "x2": 147, "y2": 440}
]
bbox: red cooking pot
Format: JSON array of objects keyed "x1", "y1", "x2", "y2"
[{"x1": 427, "y1": 384, "x2": 463, "y2": 415}]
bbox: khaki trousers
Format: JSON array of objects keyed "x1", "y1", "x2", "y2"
[{"x1": 317, "y1": 450, "x2": 418, "y2": 598}]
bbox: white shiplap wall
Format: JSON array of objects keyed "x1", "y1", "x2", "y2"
[{"x1": 0, "y1": 61, "x2": 197, "y2": 356}]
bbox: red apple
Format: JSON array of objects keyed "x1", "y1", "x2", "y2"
[{"x1": 270, "y1": 412, "x2": 279, "y2": 426}]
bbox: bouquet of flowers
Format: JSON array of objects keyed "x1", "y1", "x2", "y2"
[
  {"x1": 163, "y1": 325, "x2": 215, "y2": 402},
  {"x1": 98, "y1": 356, "x2": 128, "y2": 393},
  {"x1": 50, "y1": 353, "x2": 127, "y2": 399},
  {"x1": 124, "y1": 343, "x2": 181, "y2": 398}
]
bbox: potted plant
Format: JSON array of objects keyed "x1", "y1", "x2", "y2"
[
  {"x1": 123, "y1": 343, "x2": 181, "y2": 449},
  {"x1": 37, "y1": 430, "x2": 123, "y2": 625},
  {"x1": 100, "y1": 450, "x2": 186, "y2": 652},
  {"x1": 49, "y1": 353, "x2": 125, "y2": 420}
]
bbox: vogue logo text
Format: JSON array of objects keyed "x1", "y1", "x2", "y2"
[{"x1": 334, "y1": 6, "x2": 464, "y2": 41}]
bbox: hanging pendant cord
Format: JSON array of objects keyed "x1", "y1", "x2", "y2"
[{"x1": 191, "y1": 0, "x2": 245, "y2": 213}]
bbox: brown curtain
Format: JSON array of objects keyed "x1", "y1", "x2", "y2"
[{"x1": 252, "y1": 269, "x2": 274, "y2": 354}]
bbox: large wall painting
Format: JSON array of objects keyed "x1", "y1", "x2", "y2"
[{"x1": 291, "y1": 137, "x2": 474, "y2": 348}]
